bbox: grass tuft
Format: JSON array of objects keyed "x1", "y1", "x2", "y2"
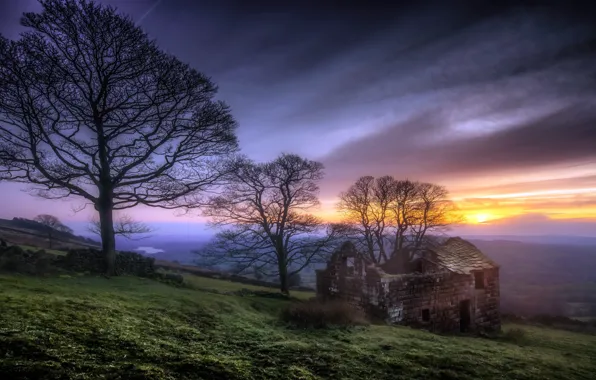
[{"x1": 281, "y1": 298, "x2": 369, "y2": 329}]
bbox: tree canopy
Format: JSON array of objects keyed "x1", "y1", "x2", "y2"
[
  {"x1": 0, "y1": 0, "x2": 238, "y2": 273},
  {"x1": 337, "y1": 176, "x2": 461, "y2": 265},
  {"x1": 200, "y1": 153, "x2": 341, "y2": 294},
  {"x1": 33, "y1": 214, "x2": 73, "y2": 248}
]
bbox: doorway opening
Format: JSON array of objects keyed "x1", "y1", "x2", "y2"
[{"x1": 459, "y1": 300, "x2": 471, "y2": 332}]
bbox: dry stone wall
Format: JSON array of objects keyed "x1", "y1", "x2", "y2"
[
  {"x1": 61, "y1": 248, "x2": 155, "y2": 276},
  {"x1": 0, "y1": 245, "x2": 155, "y2": 277}
]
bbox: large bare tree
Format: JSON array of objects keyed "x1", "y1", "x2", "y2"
[
  {"x1": 0, "y1": 0, "x2": 238, "y2": 274},
  {"x1": 201, "y1": 153, "x2": 341, "y2": 294},
  {"x1": 389, "y1": 179, "x2": 421, "y2": 253},
  {"x1": 34, "y1": 214, "x2": 73, "y2": 249},
  {"x1": 337, "y1": 176, "x2": 394, "y2": 263},
  {"x1": 337, "y1": 176, "x2": 460, "y2": 265},
  {"x1": 337, "y1": 176, "x2": 377, "y2": 262},
  {"x1": 409, "y1": 182, "x2": 456, "y2": 251}
]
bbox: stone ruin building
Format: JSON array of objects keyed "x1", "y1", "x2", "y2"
[{"x1": 316, "y1": 237, "x2": 500, "y2": 333}]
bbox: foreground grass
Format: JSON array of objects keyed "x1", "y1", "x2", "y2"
[
  {"x1": 180, "y1": 272, "x2": 313, "y2": 300},
  {"x1": 1, "y1": 275, "x2": 595, "y2": 379}
]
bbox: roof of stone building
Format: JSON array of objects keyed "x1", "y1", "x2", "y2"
[{"x1": 427, "y1": 237, "x2": 498, "y2": 274}]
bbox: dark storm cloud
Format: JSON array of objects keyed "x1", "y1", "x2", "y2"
[
  {"x1": 2, "y1": 0, "x2": 596, "y2": 191},
  {"x1": 323, "y1": 102, "x2": 596, "y2": 180},
  {"x1": 3, "y1": 0, "x2": 595, "y2": 157},
  {"x1": 134, "y1": 0, "x2": 596, "y2": 146}
]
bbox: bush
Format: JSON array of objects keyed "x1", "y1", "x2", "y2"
[
  {"x1": 151, "y1": 270, "x2": 186, "y2": 287},
  {"x1": 280, "y1": 298, "x2": 368, "y2": 329},
  {"x1": 0, "y1": 255, "x2": 23, "y2": 272},
  {"x1": 502, "y1": 327, "x2": 528, "y2": 344}
]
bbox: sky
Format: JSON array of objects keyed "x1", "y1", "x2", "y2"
[{"x1": 1, "y1": 0, "x2": 596, "y2": 237}]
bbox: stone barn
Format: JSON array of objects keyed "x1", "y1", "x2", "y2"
[{"x1": 315, "y1": 237, "x2": 500, "y2": 333}]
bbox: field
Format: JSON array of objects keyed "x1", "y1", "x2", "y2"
[{"x1": 1, "y1": 274, "x2": 595, "y2": 380}]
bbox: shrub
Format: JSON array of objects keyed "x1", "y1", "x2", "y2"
[
  {"x1": 151, "y1": 270, "x2": 186, "y2": 287},
  {"x1": 502, "y1": 327, "x2": 527, "y2": 344},
  {"x1": 0, "y1": 255, "x2": 22, "y2": 272},
  {"x1": 280, "y1": 298, "x2": 368, "y2": 329},
  {"x1": 33, "y1": 255, "x2": 54, "y2": 275}
]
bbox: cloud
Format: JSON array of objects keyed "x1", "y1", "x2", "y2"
[
  {"x1": 456, "y1": 174, "x2": 596, "y2": 197},
  {"x1": 453, "y1": 213, "x2": 596, "y2": 237},
  {"x1": 322, "y1": 103, "x2": 596, "y2": 181},
  {"x1": 2, "y1": 0, "x2": 596, "y2": 236},
  {"x1": 125, "y1": 0, "x2": 596, "y2": 162}
]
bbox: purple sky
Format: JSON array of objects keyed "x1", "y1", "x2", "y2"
[{"x1": 1, "y1": 0, "x2": 596, "y2": 237}]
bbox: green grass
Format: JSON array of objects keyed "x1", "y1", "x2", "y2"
[
  {"x1": 178, "y1": 271, "x2": 313, "y2": 300},
  {"x1": 1, "y1": 274, "x2": 595, "y2": 379}
]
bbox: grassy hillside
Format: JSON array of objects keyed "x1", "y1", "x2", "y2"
[{"x1": 1, "y1": 274, "x2": 595, "y2": 379}]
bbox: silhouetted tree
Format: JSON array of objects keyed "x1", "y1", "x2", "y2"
[
  {"x1": 408, "y1": 182, "x2": 457, "y2": 251},
  {"x1": 337, "y1": 176, "x2": 393, "y2": 263},
  {"x1": 33, "y1": 214, "x2": 73, "y2": 249},
  {"x1": 389, "y1": 179, "x2": 419, "y2": 252},
  {"x1": 88, "y1": 213, "x2": 154, "y2": 240},
  {"x1": 337, "y1": 176, "x2": 460, "y2": 264},
  {"x1": 0, "y1": 0, "x2": 238, "y2": 274},
  {"x1": 200, "y1": 153, "x2": 341, "y2": 294}
]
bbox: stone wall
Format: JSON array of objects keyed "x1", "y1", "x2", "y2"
[
  {"x1": 316, "y1": 242, "x2": 501, "y2": 333},
  {"x1": 378, "y1": 271, "x2": 500, "y2": 332},
  {"x1": 316, "y1": 242, "x2": 370, "y2": 304},
  {"x1": 0, "y1": 245, "x2": 61, "y2": 275},
  {"x1": 0, "y1": 245, "x2": 155, "y2": 277},
  {"x1": 61, "y1": 249, "x2": 155, "y2": 276},
  {"x1": 472, "y1": 267, "x2": 501, "y2": 331}
]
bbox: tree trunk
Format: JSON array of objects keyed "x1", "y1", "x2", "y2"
[
  {"x1": 97, "y1": 190, "x2": 116, "y2": 276},
  {"x1": 278, "y1": 255, "x2": 289, "y2": 295}
]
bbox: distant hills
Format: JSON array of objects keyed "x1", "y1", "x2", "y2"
[
  {"x1": 469, "y1": 239, "x2": 596, "y2": 318},
  {"x1": 3, "y1": 218, "x2": 594, "y2": 319},
  {"x1": 0, "y1": 217, "x2": 100, "y2": 249},
  {"x1": 463, "y1": 234, "x2": 596, "y2": 246}
]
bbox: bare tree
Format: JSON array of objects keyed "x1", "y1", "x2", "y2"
[
  {"x1": 200, "y1": 153, "x2": 341, "y2": 294},
  {"x1": 409, "y1": 182, "x2": 460, "y2": 251},
  {"x1": 337, "y1": 176, "x2": 377, "y2": 262},
  {"x1": 337, "y1": 175, "x2": 395, "y2": 263},
  {"x1": 370, "y1": 176, "x2": 394, "y2": 262},
  {"x1": 89, "y1": 213, "x2": 154, "y2": 240},
  {"x1": 337, "y1": 176, "x2": 460, "y2": 265},
  {"x1": 34, "y1": 214, "x2": 73, "y2": 249},
  {"x1": 388, "y1": 179, "x2": 419, "y2": 253},
  {"x1": 0, "y1": 1, "x2": 238, "y2": 274}
]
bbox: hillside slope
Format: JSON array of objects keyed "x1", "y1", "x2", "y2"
[
  {"x1": 0, "y1": 218, "x2": 100, "y2": 250},
  {"x1": 1, "y1": 274, "x2": 595, "y2": 379}
]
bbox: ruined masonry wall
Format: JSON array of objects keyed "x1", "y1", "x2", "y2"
[{"x1": 316, "y1": 248, "x2": 501, "y2": 333}]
